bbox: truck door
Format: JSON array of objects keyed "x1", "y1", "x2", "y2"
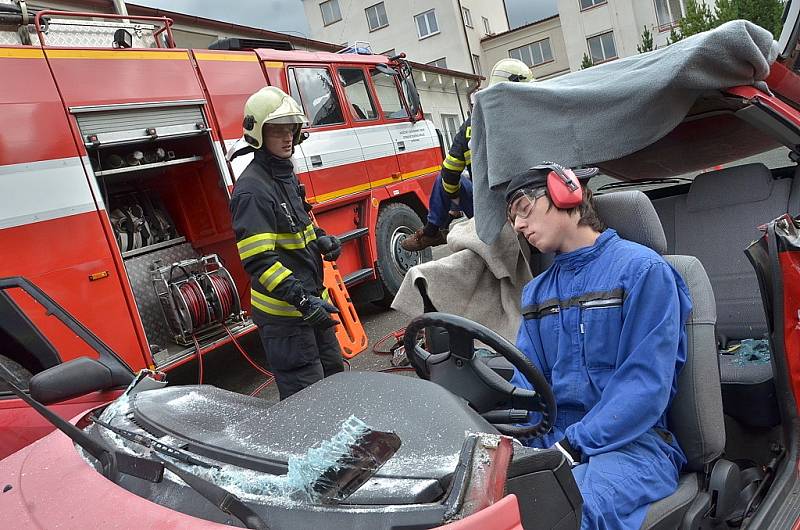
[
  {"x1": 287, "y1": 65, "x2": 370, "y2": 203},
  {"x1": 368, "y1": 67, "x2": 441, "y2": 179},
  {"x1": 334, "y1": 65, "x2": 402, "y2": 189}
]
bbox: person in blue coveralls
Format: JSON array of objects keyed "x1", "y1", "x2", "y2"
[{"x1": 504, "y1": 162, "x2": 692, "y2": 529}]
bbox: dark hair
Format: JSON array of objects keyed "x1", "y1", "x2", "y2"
[{"x1": 544, "y1": 187, "x2": 606, "y2": 232}]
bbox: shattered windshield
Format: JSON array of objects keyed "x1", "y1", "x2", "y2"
[{"x1": 86, "y1": 375, "x2": 401, "y2": 506}]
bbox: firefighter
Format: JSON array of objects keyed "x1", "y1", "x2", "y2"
[
  {"x1": 504, "y1": 164, "x2": 692, "y2": 529},
  {"x1": 401, "y1": 58, "x2": 535, "y2": 252},
  {"x1": 230, "y1": 86, "x2": 344, "y2": 400}
]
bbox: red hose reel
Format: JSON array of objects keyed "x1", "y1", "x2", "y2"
[{"x1": 152, "y1": 255, "x2": 243, "y2": 346}]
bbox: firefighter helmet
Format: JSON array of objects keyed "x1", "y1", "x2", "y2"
[
  {"x1": 488, "y1": 58, "x2": 535, "y2": 85},
  {"x1": 242, "y1": 86, "x2": 308, "y2": 149}
]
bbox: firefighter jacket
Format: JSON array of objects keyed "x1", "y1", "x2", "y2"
[
  {"x1": 230, "y1": 150, "x2": 326, "y2": 326},
  {"x1": 441, "y1": 117, "x2": 471, "y2": 199}
]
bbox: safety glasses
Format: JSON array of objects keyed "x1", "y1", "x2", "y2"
[
  {"x1": 507, "y1": 188, "x2": 547, "y2": 224},
  {"x1": 264, "y1": 124, "x2": 298, "y2": 138}
]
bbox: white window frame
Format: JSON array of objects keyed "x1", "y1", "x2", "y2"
[
  {"x1": 586, "y1": 31, "x2": 618, "y2": 63},
  {"x1": 579, "y1": 0, "x2": 607, "y2": 10},
  {"x1": 441, "y1": 113, "x2": 460, "y2": 148},
  {"x1": 509, "y1": 38, "x2": 554, "y2": 67},
  {"x1": 320, "y1": 0, "x2": 342, "y2": 26},
  {"x1": 415, "y1": 9, "x2": 440, "y2": 40},
  {"x1": 653, "y1": 0, "x2": 685, "y2": 30},
  {"x1": 462, "y1": 7, "x2": 473, "y2": 28},
  {"x1": 365, "y1": 2, "x2": 389, "y2": 32},
  {"x1": 472, "y1": 54, "x2": 482, "y2": 76},
  {"x1": 482, "y1": 16, "x2": 491, "y2": 35},
  {"x1": 427, "y1": 57, "x2": 447, "y2": 69}
]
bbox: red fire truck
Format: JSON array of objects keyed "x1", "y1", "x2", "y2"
[{"x1": 0, "y1": 7, "x2": 442, "y2": 445}]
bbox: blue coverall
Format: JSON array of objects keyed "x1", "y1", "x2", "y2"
[{"x1": 510, "y1": 229, "x2": 692, "y2": 529}]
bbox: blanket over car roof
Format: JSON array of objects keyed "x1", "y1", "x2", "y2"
[{"x1": 470, "y1": 20, "x2": 779, "y2": 244}]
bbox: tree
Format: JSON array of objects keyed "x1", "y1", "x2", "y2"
[
  {"x1": 580, "y1": 53, "x2": 594, "y2": 69},
  {"x1": 667, "y1": 26, "x2": 683, "y2": 45},
  {"x1": 637, "y1": 25, "x2": 655, "y2": 53},
  {"x1": 677, "y1": 0, "x2": 715, "y2": 38},
  {"x1": 735, "y1": 0, "x2": 785, "y2": 38},
  {"x1": 713, "y1": 0, "x2": 739, "y2": 25}
]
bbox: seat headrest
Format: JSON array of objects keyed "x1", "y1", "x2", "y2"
[
  {"x1": 594, "y1": 190, "x2": 667, "y2": 255},
  {"x1": 687, "y1": 163, "x2": 772, "y2": 212}
]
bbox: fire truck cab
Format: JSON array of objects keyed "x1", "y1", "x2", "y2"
[{"x1": 0, "y1": 6, "x2": 441, "y2": 454}]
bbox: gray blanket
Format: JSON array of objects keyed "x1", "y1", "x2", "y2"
[
  {"x1": 471, "y1": 20, "x2": 778, "y2": 244},
  {"x1": 391, "y1": 218, "x2": 532, "y2": 341}
]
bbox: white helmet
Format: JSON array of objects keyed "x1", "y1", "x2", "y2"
[
  {"x1": 489, "y1": 58, "x2": 535, "y2": 85},
  {"x1": 242, "y1": 86, "x2": 308, "y2": 149}
]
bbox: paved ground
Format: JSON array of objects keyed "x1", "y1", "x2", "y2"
[{"x1": 167, "y1": 244, "x2": 452, "y2": 405}]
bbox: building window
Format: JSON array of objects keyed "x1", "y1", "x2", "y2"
[
  {"x1": 365, "y1": 2, "x2": 389, "y2": 32},
  {"x1": 441, "y1": 114, "x2": 460, "y2": 148},
  {"x1": 427, "y1": 57, "x2": 447, "y2": 69},
  {"x1": 472, "y1": 54, "x2": 482, "y2": 76},
  {"x1": 462, "y1": 7, "x2": 473, "y2": 27},
  {"x1": 320, "y1": 0, "x2": 342, "y2": 26},
  {"x1": 509, "y1": 38, "x2": 554, "y2": 67},
  {"x1": 580, "y1": 0, "x2": 607, "y2": 10},
  {"x1": 370, "y1": 68, "x2": 409, "y2": 119},
  {"x1": 654, "y1": 0, "x2": 685, "y2": 29},
  {"x1": 587, "y1": 31, "x2": 617, "y2": 63},
  {"x1": 415, "y1": 9, "x2": 439, "y2": 39},
  {"x1": 482, "y1": 16, "x2": 491, "y2": 35},
  {"x1": 288, "y1": 67, "x2": 345, "y2": 126}
]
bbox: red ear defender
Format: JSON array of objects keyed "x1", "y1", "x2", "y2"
[{"x1": 546, "y1": 166, "x2": 583, "y2": 209}]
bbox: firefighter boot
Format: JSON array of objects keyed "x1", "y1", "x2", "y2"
[{"x1": 401, "y1": 227, "x2": 446, "y2": 252}]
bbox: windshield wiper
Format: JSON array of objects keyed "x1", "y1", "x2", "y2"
[
  {"x1": 89, "y1": 415, "x2": 220, "y2": 470},
  {"x1": 596, "y1": 178, "x2": 692, "y2": 192},
  {"x1": 0, "y1": 371, "x2": 163, "y2": 483}
]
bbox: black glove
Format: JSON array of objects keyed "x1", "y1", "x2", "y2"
[
  {"x1": 298, "y1": 294, "x2": 339, "y2": 329},
  {"x1": 316, "y1": 235, "x2": 342, "y2": 262}
]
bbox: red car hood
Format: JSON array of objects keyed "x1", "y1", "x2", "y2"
[
  {"x1": 0, "y1": 410, "x2": 523, "y2": 529},
  {"x1": 0, "y1": 410, "x2": 232, "y2": 529}
]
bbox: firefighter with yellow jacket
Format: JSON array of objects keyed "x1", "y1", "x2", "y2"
[{"x1": 230, "y1": 87, "x2": 343, "y2": 400}]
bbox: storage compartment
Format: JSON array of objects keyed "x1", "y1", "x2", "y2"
[{"x1": 84, "y1": 114, "x2": 255, "y2": 369}]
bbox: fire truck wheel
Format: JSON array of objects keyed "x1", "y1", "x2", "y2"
[
  {"x1": 375, "y1": 203, "x2": 433, "y2": 306},
  {"x1": 0, "y1": 354, "x2": 33, "y2": 391}
]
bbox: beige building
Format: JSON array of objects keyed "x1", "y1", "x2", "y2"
[
  {"x1": 302, "y1": 0, "x2": 499, "y2": 145},
  {"x1": 557, "y1": 0, "x2": 715, "y2": 70},
  {"x1": 480, "y1": 14, "x2": 570, "y2": 83},
  {"x1": 303, "y1": 0, "x2": 509, "y2": 75}
]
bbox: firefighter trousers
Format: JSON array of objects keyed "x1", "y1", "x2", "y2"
[
  {"x1": 427, "y1": 173, "x2": 474, "y2": 229},
  {"x1": 258, "y1": 323, "x2": 344, "y2": 400}
]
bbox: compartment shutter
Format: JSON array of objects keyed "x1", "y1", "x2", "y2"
[{"x1": 73, "y1": 102, "x2": 207, "y2": 146}]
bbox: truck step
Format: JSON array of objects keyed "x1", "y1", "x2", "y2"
[
  {"x1": 343, "y1": 268, "x2": 374, "y2": 286},
  {"x1": 337, "y1": 227, "x2": 369, "y2": 243}
]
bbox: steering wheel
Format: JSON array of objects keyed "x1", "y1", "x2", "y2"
[{"x1": 403, "y1": 312, "x2": 556, "y2": 439}]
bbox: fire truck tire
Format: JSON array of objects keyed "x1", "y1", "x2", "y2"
[
  {"x1": 0, "y1": 354, "x2": 33, "y2": 391},
  {"x1": 375, "y1": 203, "x2": 433, "y2": 306}
]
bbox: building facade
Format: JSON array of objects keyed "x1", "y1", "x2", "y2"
[
  {"x1": 557, "y1": 0, "x2": 715, "y2": 71},
  {"x1": 302, "y1": 0, "x2": 497, "y2": 144},
  {"x1": 480, "y1": 15, "x2": 570, "y2": 83},
  {"x1": 303, "y1": 0, "x2": 509, "y2": 74}
]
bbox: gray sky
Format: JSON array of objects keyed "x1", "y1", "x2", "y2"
[
  {"x1": 506, "y1": 0, "x2": 559, "y2": 27},
  {"x1": 132, "y1": 1, "x2": 554, "y2": 35},
  {"x1": 133, "y1": 0, "x2": 311, "y2": 37}
]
